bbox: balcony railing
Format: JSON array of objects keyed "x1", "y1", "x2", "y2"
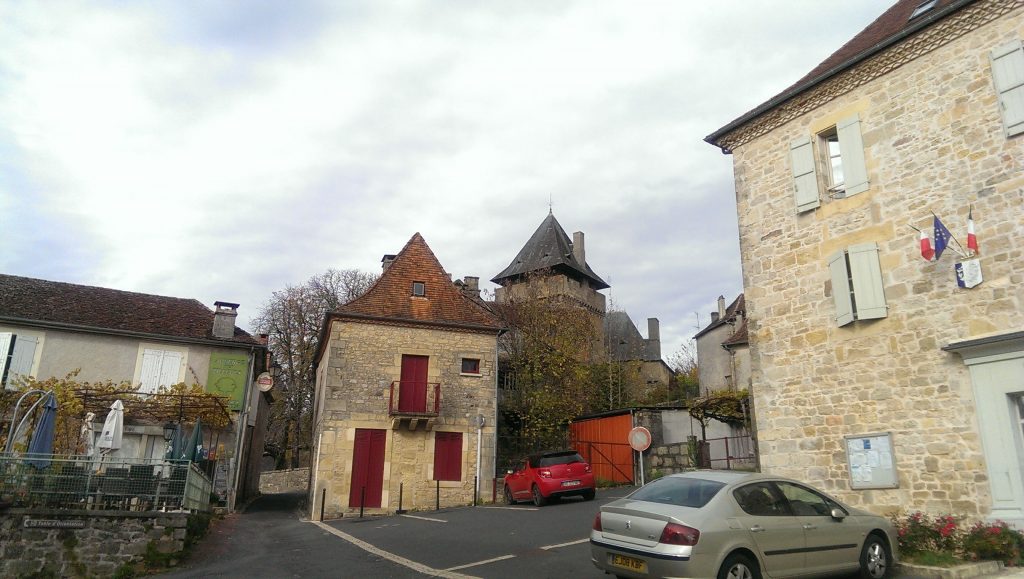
[{"x1": 388, "y1": 381, "x2": 441, "y2": 417}]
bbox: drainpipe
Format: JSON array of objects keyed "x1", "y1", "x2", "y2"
[
  {"x1": 228, "y1": 348, "x2": 256, "y2": 511},
  {"x1": 475, "y1": 414, "x2": 483, "y2": 504}
]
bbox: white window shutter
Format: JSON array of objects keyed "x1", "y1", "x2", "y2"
[
  {"x1": 991, "y1": 40, "x2": 1024, "y2": 137},
  {"x1": 8, "y1": 335, "x2": 39, "y2": 384},
  {"x1": 790, "y1": 138, "x2": 820, "y2": 212},
  {"x1": 0, "y1": 333, "x2": 14, "y2": 390},
  {"x1": 836, "y1": 114, "x2": 869, "y2": 196},
  {"x1": 848, "y1": 243, "x2": 888, "y2": 320},
  {"x1": 828, "y1": 251, "x2": 855, "y2": 327},
  {"x1": 159, "y1": 350, "x2": 182, "y2": 388},
  {"x1": 139, "y1": 349, "x2": 163, "y2": 393}
]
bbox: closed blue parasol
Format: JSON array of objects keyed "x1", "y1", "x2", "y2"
[
  {"x1": 27, "y1": 393, "x2": 58, "y2": 469},
  {"x1": 183, "y1": 417, "x2": 204, "y2": 462}
]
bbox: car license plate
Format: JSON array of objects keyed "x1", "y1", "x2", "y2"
[
  {"x1": 610, "y1": 554, "x2": 647, "y2": 573},
  {"x1": 562, "y1": 480, "x2": 581, "y2": 487}
]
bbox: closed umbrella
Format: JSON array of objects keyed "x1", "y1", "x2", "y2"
[
  {"x1": 80, "y1": 412, "x2": 96, "y2": 457},
  {"x1": 27, "y1": 393, "x2": 58, "y2": 469},
  {"x1": 166, "y1": 422, "x2": 183, "y2": 461},
  {"x1": 97, "y1": 400, "x2": 124, "y2": 456},
  {"x1": 183, "y1": 418, "x2": 204, "y2": 462}
]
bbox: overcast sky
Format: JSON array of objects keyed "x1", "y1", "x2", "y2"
[{"x1": 0, "y1": 1, "x2": 894, "y2": 359}]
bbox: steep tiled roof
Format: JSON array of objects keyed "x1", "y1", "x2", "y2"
[
  {"x1": 0, "y1": 273, "x2": 259, "y2": 345},
  {"x1": 491, "y1": 213, "x2": 609, "y2": 290},
  {"x1": 707, "y1": 0, "x2": 971, "y2": 145},
  {"x1": 332, "y1": 233, "x2": 503, "y2": 332},
  {"x1": 693, "y1": 294, "x2": 745, "y2": 340}
]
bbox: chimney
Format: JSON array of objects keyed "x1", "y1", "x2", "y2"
[
  {"x1": 717, "y1": 295, "x2": 726, "y2": 319},
  {"x1": 572, "y1": 231, "x2": 586, "y2": 265},
  {"x1": 647, "y1": 317, "x2": 661, "y2": 359},
  {"x1": 710, "y1": 312, "x2": 720, "y2": 323},
  {"x1": 381, "y1": 254, "x2": 397, "y2": 272},
  {"x1": 213, "y1": 301, "x2": 239, "y2": 339},
  {"x1": 462, "y1": 276, "x2": 480, "y2": 299}
]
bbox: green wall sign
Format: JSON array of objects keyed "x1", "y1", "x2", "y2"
[{"x1": 207, "y1": 352, "x2": 250, "y2": 411}]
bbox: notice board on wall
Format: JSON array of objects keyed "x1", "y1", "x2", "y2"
[{"x1": 844, "y1": 432, "x2": 898, "y2": 489}]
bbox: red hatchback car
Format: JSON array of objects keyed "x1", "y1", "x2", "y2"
[{"x1": 504, "y1": 450, "x2": 596, "y2": 506}]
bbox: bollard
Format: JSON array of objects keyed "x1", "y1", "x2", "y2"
[
  {"x1": 320, "y1": 488, "x2": 326, "y2": 521},
  {"x1": 396, "y1": 482, "x2": 406, "y2": 514},
  {"x1": 360, "y1": 486, "x2": 365, "y2": 518},
  {"x1": 436, "y1": 479, "x2": 440, "y2": 511}
]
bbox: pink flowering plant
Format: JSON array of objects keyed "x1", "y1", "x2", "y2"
[{"x1": 891, "y1": 511, "x2": 1024, "y2": 566}]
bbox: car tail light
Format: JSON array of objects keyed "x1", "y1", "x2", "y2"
[
  {"x1": 659, "y1": 523, "x2": 699, "y2": 546},
  {"x1": 538, "y1": 469, "x2": 552, "y2": 478},
  {"x1": 592, "y1": 513, "x2": 602, "y2": 531}
]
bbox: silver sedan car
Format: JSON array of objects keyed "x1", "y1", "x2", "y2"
[{"x1": 590, "y1": 470, "x2": 896, "y2": 579}]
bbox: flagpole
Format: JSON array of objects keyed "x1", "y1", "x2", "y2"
[{"x1": 932, "y1": 211, "x2": 968, "y2": 259}]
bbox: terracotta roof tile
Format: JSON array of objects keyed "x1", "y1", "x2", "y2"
[
  {"x1": 333, "y1": 233, "x2": 503, "y2": 332},
  {"x1": 0, "y1": 273, "x2": 259, "y2": 345}
]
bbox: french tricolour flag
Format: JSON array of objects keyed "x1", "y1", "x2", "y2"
[
  {"x1": 967, "y1": 208, "x2": 979, "y2": 254},
  {"x1": 920, "y1": 229, "x2": 935, "y2": 261}
]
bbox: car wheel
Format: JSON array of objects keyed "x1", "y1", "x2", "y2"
[
  {"x1": 582, "y1": 488, "x2": 595, "y2": 501},
  {"x1": 531, "y1": 484, "x2": 547, "y2": 507},
  {"x1": 717, "y1": 552, "x2": 761, "y2": 579},
  {"x1": 504, "y1": 485, "x2": 515, "y2": 505},
  {"x1": 859, "y1": 534, "x2": 892, "y2": 579}
]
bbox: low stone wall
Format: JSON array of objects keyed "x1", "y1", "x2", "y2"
[
  {"x1": 646, "y1": 442, "x2": 693, "y2": 477},
  {"x1": 0, "y1": 508, "x2": 189, "y2": 578},
  {"x1": 259, "y1": 467, "x2": 309, "y2": 494}
]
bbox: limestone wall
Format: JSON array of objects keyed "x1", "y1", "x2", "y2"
[
  {"x1": 727, "y1": 6, "x2": 1024, "y2": 516},
  {"x1": 312, "y1": 321, "x2": 498, "y2": 518},
  {"x1": 259, "y1": 467, "x2": 310, "y2": 494},
  {"x1": 0, "y1": 509, "x2": 188, "y2": 578}
]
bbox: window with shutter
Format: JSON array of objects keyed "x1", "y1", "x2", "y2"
[
  {"x1": 991, "y1": 40, "x2": 1024, "y2": 137},
  {"x1": 836, "y1": 114, "x2": 869, "y2": 196},
  {"x1": 137, "y1": 346, "x2": 187, "y2": 393},
  {"x1": 828, "y1": 244, "x2": 887, "y2": 327},
  {"x1": 0, "y1": 333, "x2": 14, "y2": 390},
  {"x1": 434, "y1": 431, "x2": 463, "y2": 481},
  {"x1": 790, "y1": 138, "x2": 821, "y2": 213}
]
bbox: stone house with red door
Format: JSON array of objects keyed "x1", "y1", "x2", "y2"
[
  {"x1": 706, "y1": 0, "x2": 1024, "y2": 522},
  {"x1": 309, "y1": 233, "x2": 504, "y2": 518}
]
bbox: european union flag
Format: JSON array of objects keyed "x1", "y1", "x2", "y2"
[{"x1": 934, "y1": 215, "x2": 952, "y2": 260}]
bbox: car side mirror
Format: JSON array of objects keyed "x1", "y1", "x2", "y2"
[{"x1": 830, "y1": 507, "x2": 846, "y2": 520}]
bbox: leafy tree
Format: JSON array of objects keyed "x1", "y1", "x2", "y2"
[
  {"x1": 669, "y1": 340, "x2": 700, "y2": 400},
  {"x1": 494, "y1": 290, "x2": 602, "y2": 455},
  {"x1": 687, "y1": 388, "x2": 750, "y2": 440},
  {"x1": 251, "y1": 268, "x2": 377, "y2": 469}
]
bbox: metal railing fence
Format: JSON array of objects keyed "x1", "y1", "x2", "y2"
[{"x1": 0, "y1": 453, "x2": 212, "y2": 512}]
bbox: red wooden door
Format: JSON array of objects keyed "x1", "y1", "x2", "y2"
[
  {"x1": 349, "y1": 429, "x2": 386, "y2": 508},
  {"x1": 399, "y1": 355, "x2": 428, "y2": 412}
]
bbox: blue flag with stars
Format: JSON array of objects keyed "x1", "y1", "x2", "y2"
[{"x1": 934, "y1": 215, "x2": 952, "y2": 259}]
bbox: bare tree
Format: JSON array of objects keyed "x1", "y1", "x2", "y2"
[{"x1": 252, "y1": 268, "x2": 377, "y2": 468}]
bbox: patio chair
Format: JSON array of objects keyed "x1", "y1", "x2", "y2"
[
  {"x1": 99, "y1": 467, "x2": 131, "y2": 510},
  {"x1": 164, "y1": 465, "x2": 188, "y2": 510},
  {"x1": 128, "y1": 464, "x2": 157, "y2": 510},
  {"x1": 52, "y1": 464, "x2": 88, "y2": 507}
]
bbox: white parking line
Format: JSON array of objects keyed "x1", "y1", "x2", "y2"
[
  {"x1": 540, "y1": 538, "x2": 590, "y2": 550},
  {"x1": 401, "y1": 514, "x2": 448, "y2": 523},
  {"x1": 311, "y1": 520, "x2": 478, "y2": 579},
  {"x1": 444, "y1": 555, "x2": 516, "y2": 571}
]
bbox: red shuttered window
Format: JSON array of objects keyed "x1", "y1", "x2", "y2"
[{"x1": 434, "y1": 431, "x2": 463, "y2": 481}]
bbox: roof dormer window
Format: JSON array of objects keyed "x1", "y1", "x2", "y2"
[{"x1": 412, "y1": 281, "x2": 426, "y2": 297}]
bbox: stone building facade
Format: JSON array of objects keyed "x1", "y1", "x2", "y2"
[
  {"x1": 310, "y1": 234, "x2": 503, "y2": 519},
  {"x1": 706, "y1": 0, "x2": 1024, "y2": 522},
  {"x1": 694, "y1": 294, "x2": 750, "y2": 395}
]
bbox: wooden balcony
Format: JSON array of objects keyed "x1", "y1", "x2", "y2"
[{"x1": 388, "y1": 381, "x2": 441, "y2": 431}]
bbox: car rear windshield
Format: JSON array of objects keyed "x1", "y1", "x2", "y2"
[
  {"x1": 629, "y1": 476, "x2": 725, "y2": 508},
  {"x1": 534, "y1": 452, "x2": 585, "y2": 467}
]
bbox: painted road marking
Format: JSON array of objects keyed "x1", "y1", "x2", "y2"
[
  {"x1": 400, "y1": 514, "x2": 447, "y2": 523},
  {"x1": 444, "y1": 555, "x2": 516, "y2": 571},
  {"x1": 540, "y1": 538, "x2": 589, "y2": 550},
  {"x1": 311, "y1": 520, "x2": 478, "y2": 579}
]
